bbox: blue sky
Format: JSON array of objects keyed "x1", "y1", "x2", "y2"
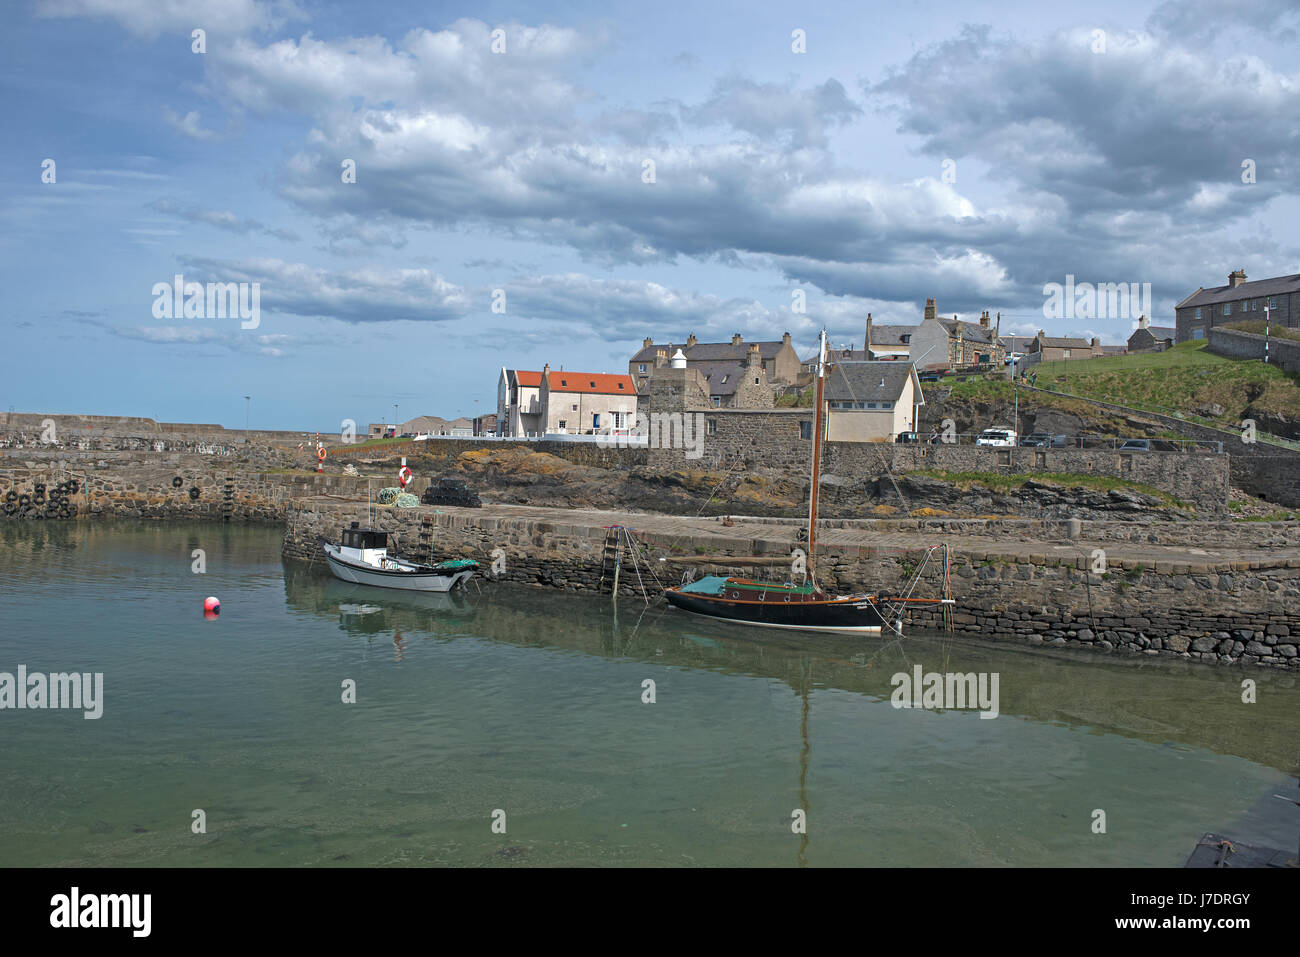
[{"x1": 2, "y1": 0, "x2": 1297, "y2": 430}]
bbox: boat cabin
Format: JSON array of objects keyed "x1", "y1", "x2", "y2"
[{"x1": 339, "y1": 523, "x2": 389, "y2": 563}]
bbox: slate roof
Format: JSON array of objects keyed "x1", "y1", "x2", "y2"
[
  {"x1": 866, "y1": 324, "x2": 916, "y2": 346},
  {"x1": 825, "y1": 362, "x2": 918, "y2": 404},
  {"x1": 631, "y1": 340, "x2": 786, "y2": 363},
  {"x1": 1037, "y1": 337, "x2": 1093, "y2": 349},
  {"x1": 1178, "y1": 274, "x2": 1300, "y2": 309},
  {"x1": 697, "y1": 361, "x2": 763, "y2": 396},
  {"x1": 999, "y1": 335, "x2": 1036, "y2": 352},
  {"x1": 937, "y1": 319, "x2": 999, "y2": 345}
]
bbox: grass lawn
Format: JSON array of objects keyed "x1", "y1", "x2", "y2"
[{"x1": 1025, "y1": 341, "x2": 1300, "y2": 429}]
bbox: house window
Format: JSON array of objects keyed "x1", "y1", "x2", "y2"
[
  {"x1": 592, "y1": 414, "x2": 600, "y2": 429},
  {"x1": 1062, "y1": 349, "x2": 1072, "y2": 358},
  {"x1": 1195, "y1": 308, "x2": 1202, "y2": 320},
  {"x1": 558, "y1": 420, "x2": 567, "y2": 430},
  {"x1": 1224, "y1": 304, "x2": 1231, "y2": 316},
  {"x1": 1253, "y1": 300, "x2": 1259, "y2": 311},
  {"x1": 800, "y1": 420, "x2": 813, "y2": 440},
  {"x1": 882, "y1": 401, "x2": 893, "y2": 409},
  {"x1": 867, "y1": 402, "x2": 878, "y2": 409},
  {"x1": 638, "y1": 363, "x2": 646, "y2": 373},
  {"x1": 1270, "y1": 298, "x2": 1278, "y2": 309},
  {"x1": 754, "y1": 377, "x2": 759, "y2": 384},
  {"x1": 711, "y1": 396, "x2": 721, "y2": 407},
  {"x1": 571, "y1": 404, "x2": 578, "y2": 411},
  {"x1": 707, "y1": 419, "x2": 717, "y2": 435}
]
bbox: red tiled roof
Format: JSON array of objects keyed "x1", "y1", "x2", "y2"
[
  {"x1": 511, "y1": 369, "x2": 634, "y2": 394},
  {"x1": 548, "y1": 371, "x2": 634, "y2": 395}
]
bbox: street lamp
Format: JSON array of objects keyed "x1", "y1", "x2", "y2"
[{"x1": 244, "y1": 395, "x2": 250, "y2": 433}]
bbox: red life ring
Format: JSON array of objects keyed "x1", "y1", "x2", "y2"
[
  {"x1": 316, "y1": 447, "x2": 326, "y2": 461},
  {"x1": 398, "y1": 466, "x2": 412, "y2": 487}
]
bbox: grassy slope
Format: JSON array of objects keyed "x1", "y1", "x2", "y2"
[{"x1": 1028, "y1": 340, "x2": 1300, "y2": 422}]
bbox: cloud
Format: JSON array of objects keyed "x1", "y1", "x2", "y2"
[
  {"x1": 173, "y1": 256, "x2": 472, "y2": 323},
  {"x1": 36, "y1": 0, "x2": 307, "y2": 40},
  {"x1": 149, "y1": 198, "x2": 299, "y2": 240},
  {"x1": 685, "y1": 76, "x2": 862, "y2": 147},
  {"x1": 162, "y1": 108, "x2": 222, "y2": 142}
]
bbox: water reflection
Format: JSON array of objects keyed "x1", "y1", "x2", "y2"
[{"x1": 282, "y1": 563, "x2": 1300, "y2": 775}]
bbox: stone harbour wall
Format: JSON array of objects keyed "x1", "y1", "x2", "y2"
[{"x1": 283, "y1": 502, "x2": 1300, "y2": 669}]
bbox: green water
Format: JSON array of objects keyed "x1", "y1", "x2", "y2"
[{"x1": 1, "y1": 521, "x2": 1296, "y2": 867}]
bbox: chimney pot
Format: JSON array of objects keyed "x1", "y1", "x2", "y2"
[
  {"x1": 732, "y1": 333, "x2": 743, "y2": 346},
  {"x1": 642, "y1": 337, "x2": 652, "y2": 350}
]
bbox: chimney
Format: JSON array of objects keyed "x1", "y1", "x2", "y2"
[
  {"x1": 1090, "y1": 337, "x2": 1099, "y2": 348},
  {"x1": 731, "y1": 333, "x2": 743, "y2": 346},
  {"x1": 979, "y1": 310, "x2": 990, "y2": 328},
  {"x1": 746, "y1": 343, "x2": 761, "y2": 368},
  {"x1": 924, "y1": 299, "x2": 937, "y2": 322},
  {"x1": 1138, "y1": 314, "x2": 1149, "y2": 330},
  {"x1": 865, "y1": 312, "x2": 873, "y2": 357},
  {"x1": 642, "y1": 337, "x2": 652, "y2": 350},
  {"x1": 1228, "y1": 269, "x2": 1247, "y2": 289},
  {"x1": 686, "y1": 333, "x2": 697, "y2": 348},
  {"x1": 1037, "y1": 329, "x2": 1045, "y2": 340},
  {"x1": 654, "y1": 348, "x2": 668, "y2": 368},
  {"x1": 781, "y1": 331, "x2": 791, "y2": 347}
]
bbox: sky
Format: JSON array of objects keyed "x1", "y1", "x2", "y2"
[{"x1": 2, "y1": 0, "x2": 1297, "y2": 431}]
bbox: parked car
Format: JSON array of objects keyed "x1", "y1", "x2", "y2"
[
  {"x1": 918, "y1": 370, "x2": 943, "y2": 383},
  {"x1": 976, "y1": 427, "x2": 1018, "y2": 447},
  {"x1": 1119, "y1": 438, "x2": 1150, "y2": 452},
  {"x1": 1003, "y1": 352, "x2": 1027, "y2": 365},
  {"x1": 895, "y1": 431, "x2": 921, "y2": 444},
  {"x1": 1020, "y1": 433, "x2": 1067, "y2": 447}
]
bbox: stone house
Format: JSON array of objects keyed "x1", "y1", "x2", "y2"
[
  {"x1": 1175, "y1": 269, "x2": 1300, "y2": 343},
  {"x1": 1027, "y1": 331, "x2": 1104, "y2": 362},
  {"x1": 497, "y1": 368, "x2": 544, "y2": 437},
  {"x1": 1126, "y1": 315, "x2": 1176, "y2": 352},
  {"x1": 907, "y1": 300, "x2": 1005, "y2": 370},
  {"x1": 538, "y1": 367, "x2": 638, "y2": 434},
  {"x1": 630, "y1": 332, "x2": 802, "y2": 391},
  {"x1": 823, "y1": 361, "x2": 924, "y2": 442}
]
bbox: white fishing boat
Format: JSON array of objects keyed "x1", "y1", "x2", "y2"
[{"x1": 324, "y1": 523, "x2": 478, "y2": 592}]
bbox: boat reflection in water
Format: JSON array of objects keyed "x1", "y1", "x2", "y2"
[{"x1": 289, "y1": 570, "x2": 480, "y2": 659}]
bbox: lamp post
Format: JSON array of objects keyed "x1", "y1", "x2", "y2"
[
  {"x1": 393, "y1": 404, "x2": 399, "y2": 432},
  {"x1": 244, "y1": 395, "x2": 250, "y2": 434}
]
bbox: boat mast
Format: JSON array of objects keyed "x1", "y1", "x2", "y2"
[{"x1": 806, "y1": 329, "x2": 827, "y2": 583}]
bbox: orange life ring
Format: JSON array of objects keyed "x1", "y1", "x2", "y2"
[
  {"x1": 398, "y1": 466, "x2": 412, "y2": 486},
  {"x1": 316, "y1": 447, "x2": 327, "y2": 461}
]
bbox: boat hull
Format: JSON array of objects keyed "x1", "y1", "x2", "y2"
[
  {"x1": 664, "y1": 588, "x2": 887, "y2": 634},
  {"x1": 324, "y1": 546, "x2": 475, "y2": 593}
]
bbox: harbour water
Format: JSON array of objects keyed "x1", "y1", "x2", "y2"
[{"x1": 1, "y1": 521, "x2": 1296, "y2": 866}]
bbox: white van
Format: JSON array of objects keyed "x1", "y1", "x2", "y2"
[{"x1": 976, "y1": 427, "x2": 1017, "y2": 447}]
